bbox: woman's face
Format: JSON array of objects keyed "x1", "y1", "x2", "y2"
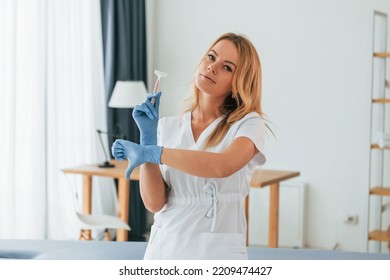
[{"x1": 195, "y1": 39, "x2": 238, "y2": 99}]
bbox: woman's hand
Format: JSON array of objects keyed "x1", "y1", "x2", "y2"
[
  {"x1": 132, "y1": 92, "x2": 162, "y2": 146},
  {"x1": 111, "y1": 139, "x2": 163, "y2": 179}
]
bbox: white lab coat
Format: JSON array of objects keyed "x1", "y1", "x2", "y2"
[{"x1": 143, "y1": 111, "x2": 266, "y2": 260}]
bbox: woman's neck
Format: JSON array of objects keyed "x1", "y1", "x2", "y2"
[{"x1": 194, "y1": 93, "x2": 224, "y2": 122}]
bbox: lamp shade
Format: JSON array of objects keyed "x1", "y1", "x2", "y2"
[{"x1": 108, "y1": 81, "x2": 147, "y2": 108}]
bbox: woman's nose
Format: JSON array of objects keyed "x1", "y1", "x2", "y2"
[{"x1": 207, "y1": 63, "x2": 216, "y2": 74}]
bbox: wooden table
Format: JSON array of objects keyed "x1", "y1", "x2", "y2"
[
  {"x1": 63, "y1": 161, "x2": 299, "y2": 247},
  {"x1": 246, "y1": 169, "x2": 300, "y2": 248},
  {"x1": 62, "y1": 160, "x2": 139, "y2": 242}
]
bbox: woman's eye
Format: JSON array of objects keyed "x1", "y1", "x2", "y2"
[
  {"x1": 207, "y1": 54, "x2": 215, "y2": 61},
  {"x1": 224, "y1": 65, "x2": 232, "y2": 72}
]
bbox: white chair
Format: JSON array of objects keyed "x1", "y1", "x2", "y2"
[
  {"x1": 75, "y1": 212, "x2": 131, "y2": 241},
  {"x1": 64, "y1": 174, "x2": 131, "y2": 241}
]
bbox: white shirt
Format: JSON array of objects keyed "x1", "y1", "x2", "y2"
[{"x1": 143, "y1": 111, "x2": 266, "y2": 260}]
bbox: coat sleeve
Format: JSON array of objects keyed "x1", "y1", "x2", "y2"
[{"x1": 234, "y1": 112, "x2": 266, "y2": 166}]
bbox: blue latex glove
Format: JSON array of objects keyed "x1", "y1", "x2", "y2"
[
  {"x1": 111, "y1": 139, "x2": 163, "y2": 179},
  {"x1": 132, "y1": 92, "x2": 162, "y2": 146}
]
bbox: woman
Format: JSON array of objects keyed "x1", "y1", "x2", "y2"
[{"x1": 112, "y1": 33, "x2": 267, "y2": 259}]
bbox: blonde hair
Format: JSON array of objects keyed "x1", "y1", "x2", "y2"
[{"x1": 183, "y1": 32, "x2": 266, "y2": 148}]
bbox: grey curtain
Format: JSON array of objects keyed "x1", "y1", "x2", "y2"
[{"x1": 100, "y1": 0, "x2": 147, "y2": 241}]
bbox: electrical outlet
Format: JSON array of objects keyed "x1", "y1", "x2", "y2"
[{"x1": 343, "y1": 215, "x2": 358, "y2": 225}]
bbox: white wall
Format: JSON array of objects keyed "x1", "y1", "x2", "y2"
[{"x1": 146, "y1": 0, "x2": 390, "y2": 252}]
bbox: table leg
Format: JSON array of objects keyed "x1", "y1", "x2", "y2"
[
  {"x1": 269, "y1": 183, "x2": 279, "y2": 248},
  {"x1": 82, "y1": 175, "x2": 92, "y2": 239},
  {"x1": 117, "y1": 178, "x2": 130, "y2": 242},
  {"x1": 82, "y1": 175, "x2": 92, "y2": 214}
]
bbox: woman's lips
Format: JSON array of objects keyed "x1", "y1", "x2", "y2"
[{"x1": 201, "y1": 74, "x2": 216, "y2": 84}]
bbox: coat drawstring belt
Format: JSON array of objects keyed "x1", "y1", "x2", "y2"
[{"x1": 204, "y1": 182, "x2": 219, "y2": 232}]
